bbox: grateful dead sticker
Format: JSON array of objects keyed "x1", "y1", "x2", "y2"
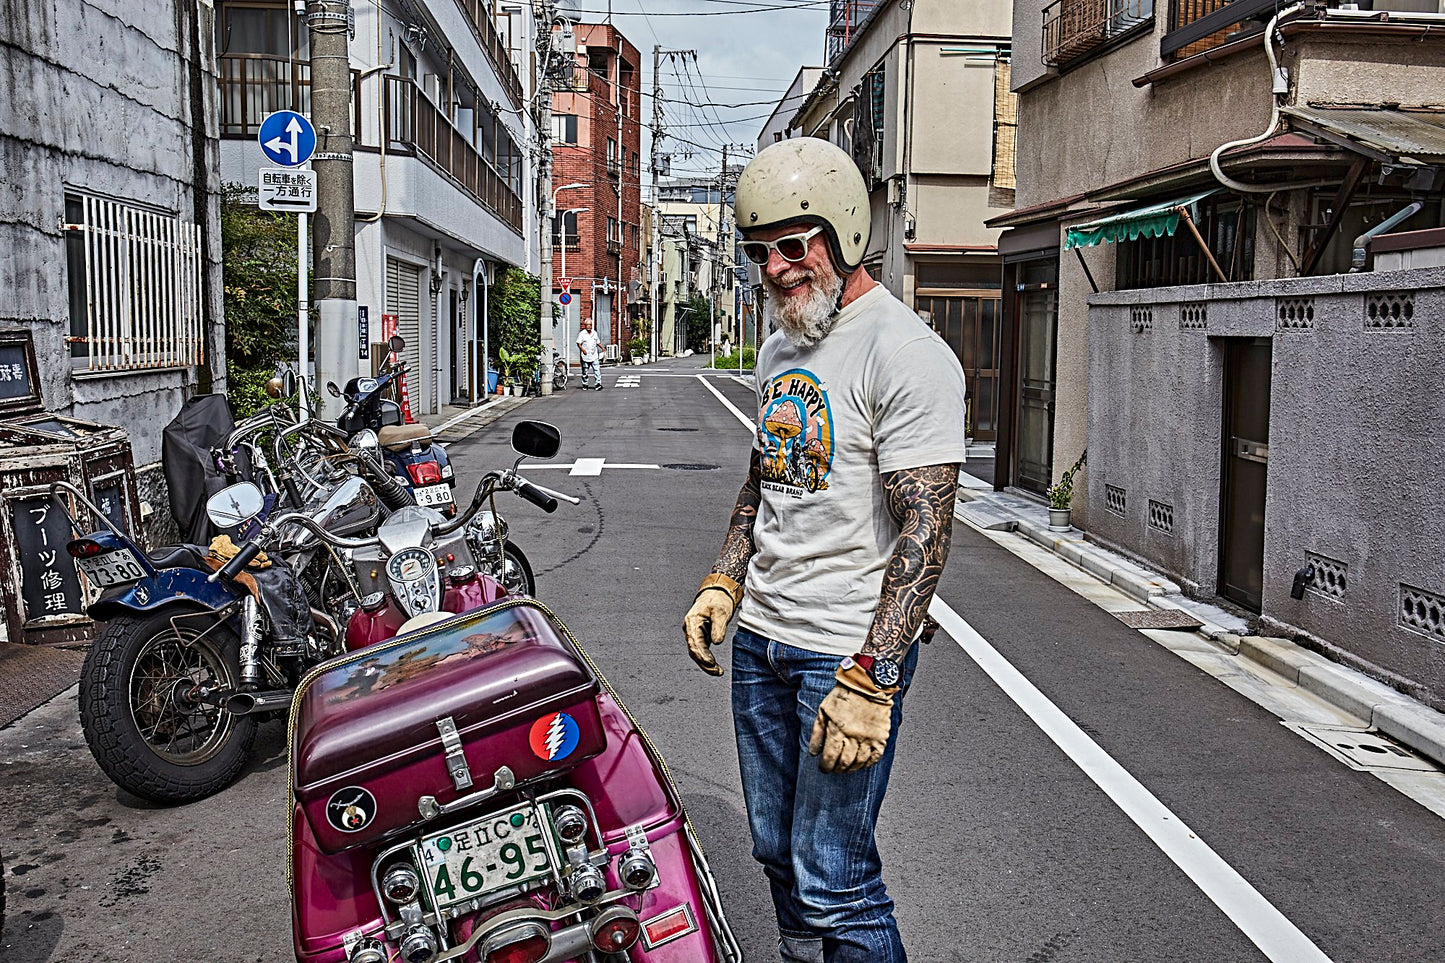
[
  {"x1": 529, "y1": 711, "x2": 581, "y2": 762},
  {"x1": 326, "y1": 785, "x2": 377, "y2": 833},
  {"x1": 758, "y1": 368, "x2": 834, "y2": 495}
]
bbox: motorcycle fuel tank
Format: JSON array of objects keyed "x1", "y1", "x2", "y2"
[{"x1": 291, "y1": 600, "x2": 606, "y2": 854}]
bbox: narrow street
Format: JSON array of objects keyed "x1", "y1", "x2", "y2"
[{"x1": 3, "y1": 358, "x2": 1444, "y2": 962}]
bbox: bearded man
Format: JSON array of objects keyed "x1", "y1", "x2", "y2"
[{"x1": 683, "y1": 138, "x2": 967, "y2": 962}]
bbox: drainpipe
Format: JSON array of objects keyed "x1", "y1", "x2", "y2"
[{"x1": 1351, "y1": 202, "x2": 1422, "y2": 272}]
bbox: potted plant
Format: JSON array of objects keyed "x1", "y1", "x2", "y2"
[
  {"x1": 628, "y1": 337, "x2": 649, "y2": 365},
  {"x1": 1046, "y1": 449, "x2": 1086, "y2": 532}
]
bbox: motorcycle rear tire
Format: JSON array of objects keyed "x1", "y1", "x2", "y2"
[
  {"x1": 79, "y1": 610, "x2": 257, "y2": 803},
  {"x1": 501, "y1": 543, "x2": 536, "y2": 597}
]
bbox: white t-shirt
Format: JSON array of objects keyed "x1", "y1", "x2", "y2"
[
  {"x1": 738, "y1": 284, "x2": 967, "y2": 656},
  {"x1": 577, "y1": 329, "x2": 601, "y2": 362}
]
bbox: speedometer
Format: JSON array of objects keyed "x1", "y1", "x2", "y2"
[{"x1": 386, "y1": 547, "x2": 435, "y2": 583}]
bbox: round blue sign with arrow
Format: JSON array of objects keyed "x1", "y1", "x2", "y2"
[{"x1": 258, "y1": 110, "x2": 317, "y2": 168}]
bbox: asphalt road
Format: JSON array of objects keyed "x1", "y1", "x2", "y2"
[{"x1": 3, "y1": 356, "x2": 1444, "y2": 962}]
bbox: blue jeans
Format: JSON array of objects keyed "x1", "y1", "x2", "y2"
[
  {"x1": 731, "y1": 626, "x2": 918, "y2": 963},
  {"x1": 581, "y1": 358, "x2": 601, "y2": 387}
]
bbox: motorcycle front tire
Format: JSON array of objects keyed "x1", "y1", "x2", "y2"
[
  {"x1": 502, "y1": 543, "x2": 537, "y2": 597},
  {"x1": 79, "y1": 610, "x2": 257, "y2": 804}
]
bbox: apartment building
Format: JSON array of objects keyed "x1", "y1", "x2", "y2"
[
  {"x1": 785, "y1": 0, "x2": 1016, "y2": 441},
  {"x1": 994, "y1": 0, "x2": 1445, "y2": 703},
  {"x1": 549, "y1": 23, "x2": 643, "y2": 364},
  {"x1": 217, "y1": 0, "x2": 538, "y2": 414},
  {"x1": 656, "y1": 176, "x2": 739, "y2": 355}
]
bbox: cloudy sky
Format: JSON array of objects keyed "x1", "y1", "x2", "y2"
[{"x1": 557, "y1": 0, "x2": 831, "y2": 179}]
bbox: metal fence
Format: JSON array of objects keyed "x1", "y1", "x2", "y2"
[
  {"x1": 1042, "y1": 0, "x2": 1154, "y2": 66},
  {"x1": 65, "y1": 196, "x2": 203, "y2": 372}
]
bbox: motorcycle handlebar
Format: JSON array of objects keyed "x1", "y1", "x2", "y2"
[
  {"x1": 210, "y1": 540, "x2": 265, "y2": 583},
  {"x1": 514, "y1": 480, "x2": 558, "y2": 513}
]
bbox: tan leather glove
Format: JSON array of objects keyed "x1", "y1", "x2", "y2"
[
  {"x1": 808, "y1": 662, "x2": 897, "y2": 774},
  {"x1": 206, "y1": 534, "x2": 272, "y2": 569},
  {"x1": 683, "y1": 573, "x2": 742, "y2": 676}
]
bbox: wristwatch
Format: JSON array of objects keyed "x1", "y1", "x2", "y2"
[{"x1": 842, "y1": 653, "x2": 901, "y2": 689}]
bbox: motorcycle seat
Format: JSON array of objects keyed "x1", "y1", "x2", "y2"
[
  {"x1": 147, "y1": 545, "x2": 210, "y2": 570},
  {"x1": 377, "y1": 424, "x2": 432, "y2": 451}
]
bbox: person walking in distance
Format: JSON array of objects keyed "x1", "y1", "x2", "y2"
[
  {"x1": 577, "y1": 318, "x2": 603, "y2": 391},
  {"x1": 682, "y1": 138, "x2": 966, "y2": 963}
]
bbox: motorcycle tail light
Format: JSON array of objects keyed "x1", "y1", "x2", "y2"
[
  {"x1": 67, "y1": 538, "x2": 104, "y2": 558},
  {"x1": 640, "y1": 905, "x2": 697, "y2": 950},
  {"x1": 589, "y1": 907, "x2": 642, "y2": 953},
  {"x1": 482, "y1": 923, "x2": 549, "y2": 963},
  {"x1": 382, "y1": 863, "x2": 421, "y2": 903},
  {"x1": 553, "y1": 805, "x2": 588, "y2": 844},
  {"x1": 407, "y1": 460, "x2": 443, "y2": 486}
]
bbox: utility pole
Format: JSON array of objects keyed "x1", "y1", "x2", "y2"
[
  {"x1": 712, "y1": 142, "x2": 731, "y2": 368},
  {"x1": 306, "y1": 0, "x2": 358, "y2": 418},
  {"x1": 649, "y1": 46, "x2": 692, "y2": 359},
  {"x1": 536, "y1": 0, "x2": 560, "y2": 395}
]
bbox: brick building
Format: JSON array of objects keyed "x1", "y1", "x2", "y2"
[{"x1": 551, "y1": 23, "x2": 644, "y2": 363}]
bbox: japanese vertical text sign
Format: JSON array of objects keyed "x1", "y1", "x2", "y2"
[
  {"x1": 358, "y1": 306, "x2": 370, "y2": 360},
  {"x1": 11, "y1": 496, "x2": 84, "y2": 620}
]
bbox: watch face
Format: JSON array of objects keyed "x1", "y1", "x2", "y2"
[{"x1": 871, "y1": 658, "x2": 901, "y2": 688}]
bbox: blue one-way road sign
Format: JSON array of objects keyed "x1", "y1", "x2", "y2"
[{"x1": 258, "y1": 110, "x2": 316, "y2": 167}]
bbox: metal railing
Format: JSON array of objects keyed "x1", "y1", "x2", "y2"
[
  {"x1": 1161, "y1": 0, "x2": 1272, "y2": 59},
  {"x1": 453, "y1": 0, "x2": 526, "y2": 105},
  {"x1": 827, "y1": 0, "x2": 882, "y2": 65},
  {"x1": 218, "y1": 55, "x2": 361, "y2": 138},
  {"x1": 385, "y1": 76, "x2": 523, "y2": 232},
  {"x1": 1042, "y1": 0, "x2": 1154, "y2": 66},
  {"x1": 65, "y1": 196, "x2": 203, "y2": 372}
]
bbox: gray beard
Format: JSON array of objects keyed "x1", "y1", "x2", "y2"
[{"x1": 764, "y1": 267, "x2": 845, "y2": 347}]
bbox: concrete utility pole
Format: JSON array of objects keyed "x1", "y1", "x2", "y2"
[
  {"x1": 649, "y1": 45, "x2": 692, "y2": 359},
  {"x1": 537, "y1": 0, "x2": 559, "y2": 395},
  {"x1": 712, "y1": 142, "x2": 732, "y2": 368},
  {"x1": 306, "y1": 0, "x2": 358, "y2": 418}
]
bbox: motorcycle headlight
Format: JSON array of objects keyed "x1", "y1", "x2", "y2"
[{"x1": 467, "y1": 510, "x2": 508, "y2": 544}]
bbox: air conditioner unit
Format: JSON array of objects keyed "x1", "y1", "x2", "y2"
[{"x1": 605, "y1": 343, "x2": 621, "y2": 361}]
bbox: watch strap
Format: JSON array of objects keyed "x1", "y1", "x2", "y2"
[{"x1": 835, "y1": 659, "x2": 897, "y2": 701}]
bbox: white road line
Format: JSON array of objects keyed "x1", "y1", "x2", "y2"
[
  {"x1": 569, "y1": 458, "x2": 606, "y2": 476},
  {"x1": 695, "y1": 374, "x2": 755, "y2": 432},
  {"x1": 525, "y1": 460, "x2": 661, "y2": 473},
  {"x1": 929, "y1": 598, "x2": 1333, "y2": 963},
  {"x1": 729, "y1": 375, "x2": 752, "y2": 389},
  {"x1": 431, "y1": 398, "x2": 506, "y2": 433}
]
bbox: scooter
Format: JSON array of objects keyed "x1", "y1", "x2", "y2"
[{"x1": 209, "y1": 423, "x2": 743, "y2": 963}]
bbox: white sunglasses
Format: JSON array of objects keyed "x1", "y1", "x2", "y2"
[{"x1": 740, "y1": 226, "x2": 825, "y2": 265}]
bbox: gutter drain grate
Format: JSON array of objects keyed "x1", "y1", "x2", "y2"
[
  {"x1": 1286, "y1": 724, "x2": 1440, "y2": 773},
  {"x1": 1112, "y1": 609, "x2": 1203, "y2": 631}
]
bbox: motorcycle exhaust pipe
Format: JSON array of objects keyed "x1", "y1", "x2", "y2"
[{"x1": 225, "y1": 689, "x2": 295, "y2": 715}]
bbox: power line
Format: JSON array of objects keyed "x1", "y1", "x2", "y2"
[{"x1": 566, "y1": 0, "x2": 827, "y2": 15}]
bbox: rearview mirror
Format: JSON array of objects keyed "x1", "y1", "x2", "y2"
[
  {"x1": 282, "y1": 369, "x2": 297, "y2": 398},
  {"x1": 511, "y1": 421, "x2": 560, "y2": 460},
  {"x1": 206, "y1": 483, "x2": 265, "y2": 529},
  {"x1": 326, "y1": 381, "x2": 341, "y2": 398},
  {"x1": 389, "y1": 334, "x2": 406, "y2": 354}
]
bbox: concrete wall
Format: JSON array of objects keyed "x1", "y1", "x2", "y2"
[
  {"x1": 1087, "y1": 268, "x2": 1445, "y2": 703},
  {"x1": 0, "y1": 0, "x2": 224, "y2": 471}
]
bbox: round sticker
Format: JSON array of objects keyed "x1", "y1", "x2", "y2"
[
  {"x1": 326, "y1": 785, "x2": 377, "y2": 833},
  {"x1": 528, "y1": 711, "x2": 581, "y2": 763}
]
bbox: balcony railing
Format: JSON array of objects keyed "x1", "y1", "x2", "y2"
[
  {"x1": 385, "y1": 76, "x2": 522, "y2": 233},
  {"x1": 1042, "y1": 0, "x2": 1154, "y2": 67},
  {"x1": 827, "y1": 0, "x2": 882, "y2": 65},
  {"x1": 1161, "y1": 0, "x2": 1272, "y2": 59},
  {"x1": 453, "y1": 0, "x2": 526, "y2": 105},
  {"x1": 219, "y1": 55, "x2": 360, "y2": 138}
]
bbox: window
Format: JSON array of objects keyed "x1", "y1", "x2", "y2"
[
  {"x1": 1115, "y1": 196, "x2": 1255, "y2": 290},
  {"x1": 553, "y1": 210, "x2": 581, "y2": 249},
  {"x1": 607, "y1": 217, "x2": 621, "y2": 242},
  {"x1": 552, "y1": 113, "x2": 578, "y2": 144},
  {"x1": 217, "y1": 1, "x2": 306, "y2": 58},
  {"x1": 852, "y1": 62, "x2": 885, "y2": 186},
  {"x1": 64, "y1": 193, "x2": 203, "y2": 372}
]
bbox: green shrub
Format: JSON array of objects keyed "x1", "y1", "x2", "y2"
[{"x1": 708, "y1": 347, "x2": 755, "y2": 369}]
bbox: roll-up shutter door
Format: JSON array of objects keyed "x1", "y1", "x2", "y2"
[{"x1": 385, "y1": 258, "x2": 422, "y2": 395}]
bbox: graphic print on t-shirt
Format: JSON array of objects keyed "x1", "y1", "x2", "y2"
[{"x1": 758, "y1": 368, "x2": 834, "y2": 495}]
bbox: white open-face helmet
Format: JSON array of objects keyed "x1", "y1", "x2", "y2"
[{"x1": 734, "y1": 137, "x2": 871, "y2": 274}]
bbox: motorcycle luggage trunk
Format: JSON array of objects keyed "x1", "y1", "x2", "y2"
[{"x1": 292, "y1": 600, "x2": 605, "y2": 854}]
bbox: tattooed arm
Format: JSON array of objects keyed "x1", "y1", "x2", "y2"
[
  {"x1": 711, "y1": 448, "x2": 763, "y2": 582},
  {"x1": 862, "y1": 463, "x2": 959, "y2": 664}
]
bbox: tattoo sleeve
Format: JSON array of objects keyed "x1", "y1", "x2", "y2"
[
  {"x1": 863, "y1": 463, "x2": 959, "y2": 662},
  {"x1": 712, "y1": 449, "x2": 763, "y2": 583}
]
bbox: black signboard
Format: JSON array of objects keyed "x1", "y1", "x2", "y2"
[
  {"x1": 92, "y1": 480, "x2": 129, "y2": 534},
  {"x1": 0, "y1": 330, "x2": 43, "y2": 415},
  {"x1": 10, "y1": 494, "x2": 85, "y2": 620}
]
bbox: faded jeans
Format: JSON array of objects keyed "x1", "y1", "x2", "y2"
[
  {"x1": 731, "y1": 626, "x2": 918, "y2": 963},
  {"x1": 581, "y1": 358, "x2": 601, "y2": 387}
]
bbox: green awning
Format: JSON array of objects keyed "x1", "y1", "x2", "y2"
[{"x1": 1064, "y1": 189, "x2": 1220, "y2": 250}]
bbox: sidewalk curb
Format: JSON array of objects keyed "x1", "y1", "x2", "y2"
[{"x1": 956, "y1": 490, "x2": 1445, "y2": 767}]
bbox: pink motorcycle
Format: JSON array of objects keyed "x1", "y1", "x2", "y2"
[{"x1": 206, "y1": 423, "x2": 742, "y2": 963}]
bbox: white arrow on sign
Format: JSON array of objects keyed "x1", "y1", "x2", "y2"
[{"x1": 265, "y1": 116, "x2": 306, "y2": 165}]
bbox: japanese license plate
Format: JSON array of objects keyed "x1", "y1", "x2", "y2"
[
  {"x1": 77, "y1": 548, "x2": 147, "y2": 589},
  {"x1": 418, "y1": 804, "x2": 553, "y2": 910},
  {"x1": 414, "y1": 484, "x2": 454, "y2": 507}
]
